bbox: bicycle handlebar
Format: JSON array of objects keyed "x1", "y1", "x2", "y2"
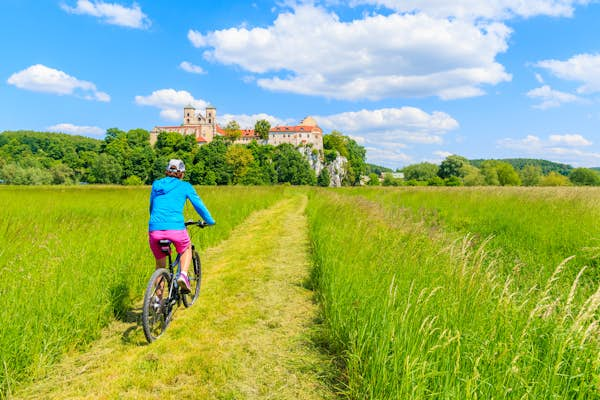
[{"x1": 184, "y1": 220, "x2": 211, "y2": 228}]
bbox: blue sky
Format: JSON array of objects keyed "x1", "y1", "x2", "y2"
[{"x1": 2, "y1": 0, "x2": 600, "y2": 168}]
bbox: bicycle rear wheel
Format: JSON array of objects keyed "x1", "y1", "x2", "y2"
[
  {"x1": 183, "y1": 249, "x2": 202, "y2": 307},
  {"x1": 142, "y1": 268, "x2": 173, "y2": 343}
]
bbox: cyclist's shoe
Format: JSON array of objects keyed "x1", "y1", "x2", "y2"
[{"x1": 177, "y1": 273, "x2": 191, "y2": 294}]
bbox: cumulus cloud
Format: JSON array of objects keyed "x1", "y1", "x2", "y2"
[
  {"x1": 317, "y1": 107, "x2": 459, "y2": 144},
  {"x1": 536, "y1": 53, "x2": 600, "y2": 94},
  {"x1": 365, "y1": 146, "x2": 413, "y2": 166},
  {"x1": 549, "y1": 134, "x2": 592, "y2": 146},
  {"x1": 314, "y1": 107, "x2": 459, "y2": 167},
  {"x1": 498, "y1": 133, "x2": 599, "y2": 166},
  {"x1": 60, "y1": 0, "x2": 150, "y2": 29},
  {"x1": 179, "y1": 61, "x2": 205, "y2": 74},
  {"x1": 7, "y1": 64, "x2": 110, "y2": 102},
  {"x1": 189, "y1": 4, "x2": 511, "y2": 100},
  {"x1": 526, "y1": 85, "x2": 581, "y2": 109},
  {"x1": 135, "y1": 89, "x2": 209, "y2": 121},
  {"x1": 336, "y1": 0, "x2": 591, "y2": 20},
  {"x1": 47, "y1": 123, "x2": 105, "y2": 137}
]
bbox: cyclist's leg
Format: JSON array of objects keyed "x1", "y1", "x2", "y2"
[
  {"x1": 170, "y1": 230, "x2": 192, "y2": 275},
  {"x1": 179, "y1": 246, "x2": 192, "y2": 275},
  {"x1": 149, "y1": 232, "x2": 168, "y2": 296}
]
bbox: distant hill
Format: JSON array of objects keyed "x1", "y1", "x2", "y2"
[
  {"x1": 470, "y1": 158, "x2": 573, "y2": 175},
  {"x1": 366, "y1": 163, "x2": 393, "y2": 175},
  {"x1": 591, "y1": 167, "x2": 600, "y2": 172}
]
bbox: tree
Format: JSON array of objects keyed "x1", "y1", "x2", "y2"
[
  {"x1": 317, "y1": 168, "x2": 331, "y2": 187},
  {"x1": 496, "y1": 162, "x2": 521, "y2": 186},
  {"x1": 438, "y1": 155, "x2": 469, "y2": 179},
  {"x1": 569, "y1": 168, "x2": 600, "y2": 186},
  {"x1": 445, "y1": 176, "x2": 463, "y2": 186},
  {"x1": 254, "y1": 119, "x2": 271, "y2": 141},
  {"x1": 323, "y1": 131, "x2": 348, "y2": 158},
  {"x1": 123, "y1": 175, "x2": 144, "y2": 185},
  {"x1": 428, "y1": 176, "x2": 445, "y2": 186},
  {"x1": 0, "y1": 163, "x2": 52, "y2": 185},
  {"x1": 382, "y1": 173, "x2": 400, "y2": 186},
  {"x1": 104, "y1": 127, "x2": 126, "y2": 144},
  {"x1": 539, "y1": 172, "x2": 571, "y2": 186},
  {"x1": 50, "y1": 162, "x2": 75, "y2": 184},
  {"x1": 520, "y1": 165, "x2": 542, "y2": 186},
  {"x1": 125, "y1": 128, "x2": 150, "y2": 147},
  {"x1": 345, "y1": 137, "x2": 367, "y2": 185},
  {"x1": 89, "y1": 153, "x2": 122, "y2": 184},
  {"x1": 402, "y1": 162, "x2": 439, "y2": 181},
  {"x1": 224, "y1": 120, "x2": 242, "y2": 142},
  {"x1": 196, "y1": 136, "x2": 231, "y2": 185},
  {"x1": 367, "y1": 172, "x2": 380, "y2": 186},
  {"x1": 225, "y1": 145, "x2": 254, "y2": 184},
  {"x1": 273, "y1": 143, "x2": 316, "y2": 185},
  {"x1": 461, "y1": 164, "x2": 485, "y2": 186},
  {"x1": 480, "y1": 160, "x2": 500, "y2": 186}
]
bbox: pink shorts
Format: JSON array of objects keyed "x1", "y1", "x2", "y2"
[{"x1": 149, "y1": 230, "x2": 191, "y2": 260}]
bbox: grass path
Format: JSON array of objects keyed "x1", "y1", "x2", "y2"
[{"x1": 13, "y1": 195, "x2": 336, "y2": 399}]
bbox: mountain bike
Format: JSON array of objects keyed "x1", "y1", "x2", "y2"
[{"x1": 142, "y1": 220, "x2": 208, "y2": 343}]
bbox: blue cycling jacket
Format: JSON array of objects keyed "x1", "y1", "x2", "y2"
[{"x1": 148, "y1": 177, "x2": 215, "y2": 231}]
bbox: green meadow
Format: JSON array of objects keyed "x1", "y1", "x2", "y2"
[
  {"x1": 1, "y1": 186, "x2": 599, "y2": 399},
  {"x1": 307, "y1": 187, "x2": 600, "y2": 398},
  {"x1": 0, "y1": 186, "x2": 288, "y2": 396}
]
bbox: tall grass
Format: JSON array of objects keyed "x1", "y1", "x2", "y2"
[
  {"x1": 344, "y1": 186, "x2": 600, "y2": 290},
  {"x1": 307, "y1": 189, "x2": 600, "y2": 398},
  {"x1": 0, "y1": 185, "x2": 287, "y2": 397}
]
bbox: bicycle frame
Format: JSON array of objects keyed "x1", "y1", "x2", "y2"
[{"x1": 162, "y1": 246, "x2": 183, "y2": 309}]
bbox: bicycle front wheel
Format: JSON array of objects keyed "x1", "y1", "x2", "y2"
[
  {"x1": 142, "y1": 268, "x2": 172, "y2": 343},
  {"x1": 183, "y1": 249, "x2": 202, "y2": 307}
]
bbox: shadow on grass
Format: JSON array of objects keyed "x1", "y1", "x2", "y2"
[
  {"x1": 120, "y1": 307, "x2": 146, "y2": 346},
  {"x1": 108, "y1": 282, "x2": 147, "y2": 346}
]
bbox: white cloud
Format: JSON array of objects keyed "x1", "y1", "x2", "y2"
[
  {"x1": 536, "y1": 53, "x2": 600, "y2": 94},
  {"x1": 314, "y1": 107, "x2": 459, "y2": 167},
  {"x1": 60, "y1": 0, "x2": 150, "y2": 29},
  {"x1": 498, "y1": 133, "x2": 599, "y2": 166},
  {"x1": 135, "y1": 89, "x2": 209, "y2": 121},
  {"x1": 535, "y1": 73, "x2": 545, "y2": 84},
  {"x1": 526, "y1": 85, "x2": 581, "y2": 109},
  {"x1": 189, "y1": 4, "x2": 511, "y2": 100},
  {"x1": 179, "y1": 61, "x2": 205, "y2": 74},
  {"x1": 434, "y1": 150, "x2": 453, "y2": 159},
  {"x1": 316, "y1": 107, "x2": 459, "y2": 144},
  {"x1": 365, "y1": 146, "x2": 413, "y2": 166},
  {"x1": 549, "y1": 134, "x2": 592, "y2": 146},
  {"x1": 7, "y1": 64, "x2": 110, "y2": 102},
  {"x1": 338, "y1": 0, "x2": 591, "y2": 20},
  {"x1": 47, "y1": 123, "x2": 105, "y2": 137},
  {"x1": 218, "y1": 113, "x2": 294, "y2": 129},
  {"x1": 422, "y1": 150, "x2": 454, "y2": 164}
]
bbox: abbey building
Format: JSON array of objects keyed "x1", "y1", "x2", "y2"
[{"x1": 150, "y1": 105, "x2": 323, "y2": 151}]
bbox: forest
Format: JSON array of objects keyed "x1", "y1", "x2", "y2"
[
  {"x1": 0, "y1": 129, "x2": 366, "y2": 186},
  {"x1": 1, "y1": 129, "x2": 598, "y2": 186}
]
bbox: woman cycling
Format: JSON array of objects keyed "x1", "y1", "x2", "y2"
[{"x1": 148, "y1": 159, "x2": 215, "y2": 292}]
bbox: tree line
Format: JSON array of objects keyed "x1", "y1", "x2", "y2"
[
  {"x1": 0, "y1": 127, "x2": 367, "y2": 186},
  {"x1": 392, "y1": 155, "x2": 600, "y2": 187}
]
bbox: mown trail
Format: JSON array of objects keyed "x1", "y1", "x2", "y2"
[{"x1": 13, "y1": 195, "x2": 336, "y2": 399}]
